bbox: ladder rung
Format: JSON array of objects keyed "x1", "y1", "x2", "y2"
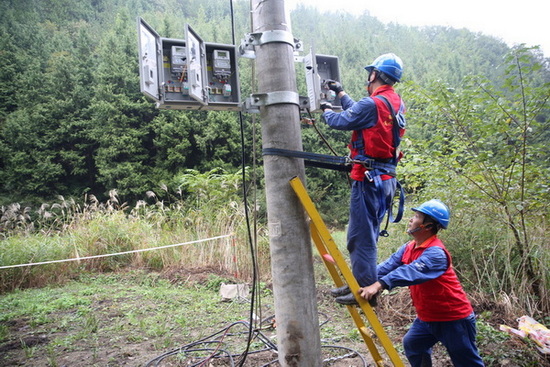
[{"x1": 359, "y1": 326, "x2": 372, "y2": 338}]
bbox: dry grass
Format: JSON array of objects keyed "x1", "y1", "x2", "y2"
[{"x1": 0, "y1": 190, "x2": 271, "y2": 293}]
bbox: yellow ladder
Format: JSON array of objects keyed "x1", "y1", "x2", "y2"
[{"x1": 290, "y1": 176, "x2": 404, "y2": 367}]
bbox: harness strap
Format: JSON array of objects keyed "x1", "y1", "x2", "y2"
[
  {"x1": 263, "y1": 148, "x2": 347, "y2": 165},
  {"x1": 375, "y1": 95, "x2": 404, "y2": 165},
  {"x1": 390, "y1": 180, "x2": 405, "y2": 223},
  {"x1": 373, "y1": 173, "x2": 386, "y2": 222},
  {"x1": 367, "y1": 95, "x2": 405, "y2": 230},
  {"x1": 262, "y1": 146, "x2": 405, "y2": 231},
  {"x1": 303, "y1": 160, "x2": 351, "y2": 172},
  {"x1": 378, "y1": 179, "x2": 405, "y2": 237},
  {"x1": 263, "y1": 148, "x2": 385, "y2": 172}
]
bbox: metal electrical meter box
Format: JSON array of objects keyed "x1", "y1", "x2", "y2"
[
  {"x1": 304, "y1": 50, "x2": 342, "y2": 113},
  {"x1": 137, "y1": 17, "x2": 240, "y2": 111},
  {"x1": 185, "y1": 24, "x2": 207, "y2": 106}
]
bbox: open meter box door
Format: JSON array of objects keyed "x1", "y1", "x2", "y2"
[{"x1": 304, "y1": 47, "x2": 342, "y2": 113}]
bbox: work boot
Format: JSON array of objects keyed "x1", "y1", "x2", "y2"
[
  {"x1": 330, "y1": 285, "x2": 351, "y2": 298},
  {"x1": 335, "y1": 292, "x2": 378, "y2": 307},
  {"x1": 335, "y1": 292, "x2": 359, "y2": 305},
  {"x1": 368, "y1": 294, "x2": 378, "y2": 307}
]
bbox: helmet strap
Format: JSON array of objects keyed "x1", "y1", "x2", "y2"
[
  {"x1": 406, "y1": 225, "x2": 424, "y2": 235},
  {"x1": 378, "y1": 71, "x2": 396, "y2": 85}
]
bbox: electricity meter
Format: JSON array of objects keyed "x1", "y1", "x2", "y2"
[
  {"x1": 204, "y1": 43, "x2": 239, "y2": 110},
  {"x1": 213, "y1": 49, "x2": 231, "y2": 77},
  {"x1": 171, "y1": 46, "x2": 186, "y2": 74}
]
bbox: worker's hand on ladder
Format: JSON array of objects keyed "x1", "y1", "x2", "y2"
[{"x1": 359, "y1": 281, "x2": 383, "y2": 301}]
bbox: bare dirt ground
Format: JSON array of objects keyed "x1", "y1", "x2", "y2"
[{"x1": 0, "y1": 266, "x2": 547, "y2": 367}]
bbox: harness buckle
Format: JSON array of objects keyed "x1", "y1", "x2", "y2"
[
  {"x1": 365, "y1": 170, "x2": 374, "y2": 182},
  {"x1": 379, "y1": 229, "x2": 389, "y2": 237},
  {"x1": 352, "y1": 157, "x2": 374, "y2": 170}
]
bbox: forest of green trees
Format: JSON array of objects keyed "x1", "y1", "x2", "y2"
[{"x1": 1, "y1": 0, "x2": 549, "y2": 316}]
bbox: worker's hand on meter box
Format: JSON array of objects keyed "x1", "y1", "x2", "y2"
[
  {"x1": 325, "y1": 79, "x2": 343, "y2": 94},
  {"x1": 320, "y1": 102, "x2": 333, "y2": 111}
]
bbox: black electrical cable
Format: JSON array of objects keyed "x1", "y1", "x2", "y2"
[
  {"x1": 144, "y1": 316, "x2": 369, "y2": 366},
  {"x1": 318, "y1": 311, "x2": 331, "y2": 328},
  {"x1": 144, "y1": 321, "x2": 249, "y2": 366},
  {"x1": 305, "y1": 108, "x2": 339, "y2": 156},
  {"x1": 231, "y1": 0, "x2": 259, "y2": 366},
  {"x1": 166, "y1": 347, "x2": 235, "y2": 367},
  {"x1": 236, "y1": 108, "x2": 258, "y2": 367}
]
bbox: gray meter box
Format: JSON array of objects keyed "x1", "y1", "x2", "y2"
[
  {"x1": 137, "y1": 17, "x2": 241, "y2": 111},
  {"x1": 304, "y1": 50, "x2": 341, "y2": 113}
]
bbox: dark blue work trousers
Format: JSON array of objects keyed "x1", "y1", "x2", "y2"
[
  {"x1": 403, "y1": 313, "x2": 485, "y2": 367},
  {"x1": 347, "y1": 177, "x2": 396, "y2": 287}
]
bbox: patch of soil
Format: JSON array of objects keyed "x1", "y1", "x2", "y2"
[{"x1": 0, "y1": 334, "x2": 49, "y2": 353}]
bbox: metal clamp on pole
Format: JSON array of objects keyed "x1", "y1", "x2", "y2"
[
  {"x1": 245, "y1": 91, "x2": 307, "y2": 113},
  {"x1": 239, "y1": 31, "x2": 303, "y2": 59}
]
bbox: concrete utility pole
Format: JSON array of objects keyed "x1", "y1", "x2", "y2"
[{"x1": 250, "y1": 0, "x2": 322, "y2": 366}]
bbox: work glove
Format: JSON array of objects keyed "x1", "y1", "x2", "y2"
[
  {"x1": 325, "y1": 79, "x2": 343, "y2": 94},
  {"x1": 320, "y1": 102, "x2": 333, "y2": 111}
]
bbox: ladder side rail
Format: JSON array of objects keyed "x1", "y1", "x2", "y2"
[
  {"x1": 310, "y1": 225, "x2": 385, "y2": 364},
  {"x1": 290, "y1": 176, "x2": 405, "y2": 367}
]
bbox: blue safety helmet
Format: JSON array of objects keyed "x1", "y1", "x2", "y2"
[
  {"x1": 365, "y1": 53, "x2": 403, "y2": 83},
  {"x1": 412, "y1": 199, "x2": 450, "y2": 229}
]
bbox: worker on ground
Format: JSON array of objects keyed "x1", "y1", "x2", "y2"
[
  {"x1": 358, "y1": 200, "x2": 485, "y2": 367},
  {"x1": 320, "y1": 53, "x2": 406, "y2": 306}
]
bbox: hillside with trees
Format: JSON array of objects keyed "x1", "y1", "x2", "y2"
[
  {"x1": 1, "y1": 0, "x2": 547, "y2": 204},
  {"x1": 0, "y1": 0, "x2": 549, "y2": 348}
]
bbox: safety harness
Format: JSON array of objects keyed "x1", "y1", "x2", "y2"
[
  {"x1": 373, "y1": 95, "x2": 405, "y2": 235},
  {"x1": 262, "y1": 95, "x2": 406, "y2": 236}
]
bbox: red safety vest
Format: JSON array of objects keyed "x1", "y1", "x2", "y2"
[
  {"x1": 349, "y1": 85, "x2": 405, "y2": 181},
  {"x1": 402, "y1": 236, "x2": 474, "y2": 322}
]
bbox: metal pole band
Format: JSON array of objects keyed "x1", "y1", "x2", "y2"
[
  {"x1": 239, "y1": 31, "x2": 303, "y2": 59},
  {"x1": 245, "y1": 91, "x2": 300, "y2": 112},
  {"x1": 247, "y1": 30, "x2": 299, "y2": 47}
]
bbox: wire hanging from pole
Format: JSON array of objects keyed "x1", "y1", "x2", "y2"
[{"x1": 231, "y1": 0, "x2": 262, "y2": 365}]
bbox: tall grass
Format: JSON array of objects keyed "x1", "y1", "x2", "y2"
[{"x1": 0, "y1": 170, "x2": 271, "y2": 293}]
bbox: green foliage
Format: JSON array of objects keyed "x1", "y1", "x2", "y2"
[
  {"x1": 204, "y1": 274, "x2": 231, "y2": 291},
  {"x1": 402, "y1": 46, "x2": 550, "y2": 314},
  {"x1": 1, "y1": 0, "x2": 545, "y2": 206},
  {"x1": 0, "y1": 269, "x2": 257, "y2": 365},
  {"x1": 0, "y1": 1, "x2": 253, "y2": 204},
  {"x1": 173, "y1": 167, "x2": 245, "y2": 208},
  {"x1": 0, "y1": 0, "x2": 549, "y2": 321}
]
